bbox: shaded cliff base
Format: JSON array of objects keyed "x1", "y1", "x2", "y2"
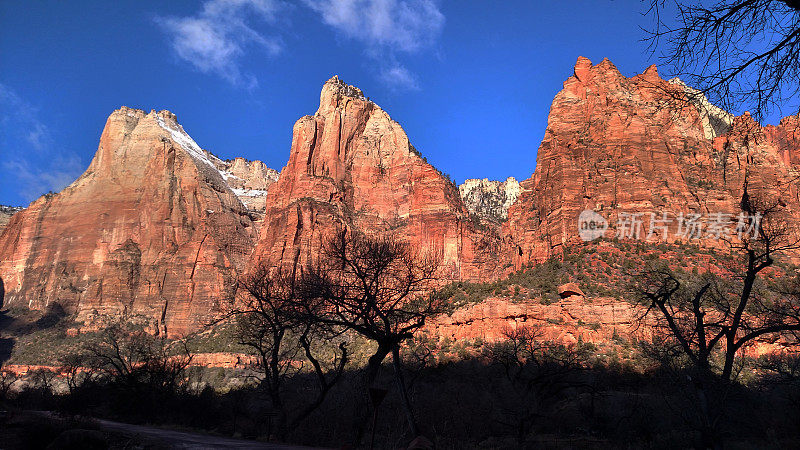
[
  {"x1": 3, "y1": 237, "x2": 800, "y2": 447},
  {"x1": 2, "y1": 345, "x2": 799, "y2": 448}
]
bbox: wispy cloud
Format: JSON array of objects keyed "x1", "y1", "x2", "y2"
[
  {"x1": 0, "y1": 83, "x2": 84, "y2": 204},
  {"x1": 3, "y1": 157, "x2": 84, "y2": 200},
  {"x1": 155, "y1": 0, "x2": 285, "y2": 88},
  {"x1": 155, "y1": 0, "x2": 444, "y2": 91},
  {"x1": 380, "y1": 63, "x2": 419, "y2": 91},
  {"x1": 0, "y1": 85, "x2": 53, "y2": 150},
  {"x1": 305, "y1": 0, "x2": 444, "y2": 52},
  {"x1": 304, "y1": 0, "x2": 444, "y2": 90}
]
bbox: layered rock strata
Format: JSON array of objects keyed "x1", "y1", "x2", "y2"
[
  {"x1": 459, "y1": 177, "x2": 520, "y2": 222},
  {"x1": 0, "y1": 108, "x2": 271, "y2": 335},
  {"x1": 250, "y1": 76, "x2": 505, "y2": 280},
  {"x1": 504, "y1": 57, "x2": 800, "y2": 267}
]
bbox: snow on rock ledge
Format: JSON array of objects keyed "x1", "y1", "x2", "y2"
[
  {"x1": 153, "y1": 110, "x2": 279, "y2": 215},
  {"x1": 669, "y1": 77, "x2": 734, "y2": 139},
  {"x1": 220, "y1": 158, "x2": 279, "y2": 215}
]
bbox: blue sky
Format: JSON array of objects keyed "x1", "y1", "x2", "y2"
[{"x1": 0, "y1": 0, "x2": 763, "y2": 207}]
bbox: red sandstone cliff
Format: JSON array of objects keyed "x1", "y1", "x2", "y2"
[
  {"x1": 504, "y1": 57, "x2": 800, "y2": 268},
  {"x1": 0, "y1": 206, "x2": 22, "y2": 235},
  {"x1": 3, "y1": 62, "x2": 799, "y2": 341},
  {"x1": 0, "y1": 108, "x2": 272, "y2": 335},
  {"x1": 250, "y1": 76, "x2": 504, "y2": 280}
]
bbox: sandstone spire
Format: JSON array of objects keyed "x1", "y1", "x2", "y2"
[
  {"x1": 250, "y1": 76, "x2": 505, "y2": 280},
  {"x1": 504, "y1": 57, "x2": 800, "y2": 268},
  {"x1": 0, "y1": 107, "x2": 265, "y2": 335}
]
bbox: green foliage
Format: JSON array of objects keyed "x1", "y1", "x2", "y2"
[{"x1": 431, "y1": 239, "x2": 759, "y2": 316}]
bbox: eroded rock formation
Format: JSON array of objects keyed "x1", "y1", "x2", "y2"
[
  {"x1": 0, "y1": 206, "x2": 23, "y2": 234},
  {"x1": 250, "y1": 76, "x2": 505, "y2": 280},
  {"x1": 0, "y1": 108, "x2": 272, "y2": 335},
  {"x1": 459, "y1": 177, "x2": 520, "y2": 222},
  {"x1": 219, "y1": 157, "x2": 279, "y2": 222},
  {"x1": 3, "y1": 60, "x2": 799, "y2": 342},
  {"x1": 504, "y1": 57, "x2": 800, "y2": 268}
]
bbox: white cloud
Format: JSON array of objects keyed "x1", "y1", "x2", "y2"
[
  {"x1": 154, "y1": 0, "x2": 444, "y2": 90},
  {"x1": 3, "y1": 156, "x2": 84, "y2": 201},
  {"x1": 380, "y1": 63, "x2": 419, "y2": 91},
  {"x1": 306, "y1": 0, "x2": 444, "y2": 53},
  {"x1": 304, "y1": 0, "x2": 444, "y2": 90},
  {"x1": 0, "y1": 83, "x2": 85, "y2": 203},
  {"x1": 156, "y1": 0, "x2": 284, "y2": 87},
  {"x1": 26, "y1": 123, "x2": 50, "y2": 150},
  {"x1": 0, "y1": 85, "x2": 53, "y2": 150}
]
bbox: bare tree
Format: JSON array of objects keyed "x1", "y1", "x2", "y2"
[
  {"x1": 58, "y1": 352, "x2": 102, "y2": 395},
  {"x1": 0, "y1": 367, "x2": 19, "y2": 402},
  {"x1": 646, "y1": 0, "x2": 800, "y2": 121},
  {"x1": 634, "y1": 193, "x2": 800, "y2": 446},
  {"x1": 484, "y1": 326, "x2": 587, "y2": 445},
  {"x1": 233, "y1": 266, "x2": 348, "y2": 441},
  {"x1": 295, "y1": 229, "x2": 443, "y2": 437},
  {"x1": 84, "y1": 321, "x2": 193, "y2": 394}
]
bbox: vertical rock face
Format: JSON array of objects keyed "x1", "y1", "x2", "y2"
[
  {"x1": 0, "y1": 206, "x2": 23, "y2": 234},
  {"x1": 3, "y1": 60, "x2": 798, "y2": 339},
  {"x1": 251, "y1": 76, "x2": 505, "y2": 280},
  {"x1": 0, "y1": 107, "x2": 265, "y2": 335},
  {"x1": 459, "y1": 177, "x2": 520, "y2": 222},
  {"x1": 504, "y1": 57, "x2": 800, "y2": 268}
]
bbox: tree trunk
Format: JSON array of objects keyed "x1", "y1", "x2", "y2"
[
  {"x1": 694, "y1": 376, "x2": 722, "y2": 450},
  {"x1": 365, "y1": 341, "x2": 393, "y2": 387},
  {"x1": 269, "y1": 389, "x2": 289, "y2": 441},
  {"x1": 353, "y1": 341, "x2": 394, "y2": 447},
  {"x1": 392, "y1": 346, "x2": 420, "y2": 437}
]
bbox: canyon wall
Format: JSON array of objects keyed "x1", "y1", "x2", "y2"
[
  {"x1": 250, "y1": 76, "x2": 505, "y2": 281},
  {"x1": 459, "y1": 177, "x2": 520, "y2": 222},
  {"x1": 504, "y1": 57, "x2": 800, "y2": 268},
  {"x1": 0, "y1": 108, "x2": 275, "y2": 335},
  {"x1": 2, "y1": 60, "x2": 799, "y2": 337},
  {"x1": 0, "y1": 206, "x2": 22, "y2": 234}
]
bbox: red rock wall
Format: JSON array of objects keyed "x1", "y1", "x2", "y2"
[
  {"x1": 0, "y1": 108, "x2": 258, "y2": 336},
  {"x1": 504, "y1": 57, "x2": 800, "y2": 268},
  {"x1": 3, "y1": 61, "x2": 798, "y2": 339},
  {"x1": 250, "y1": 76, "x2": 506, "y2": 280}
]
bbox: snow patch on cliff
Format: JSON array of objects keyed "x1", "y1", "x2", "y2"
[
  {"x1": 156, "y1": 115, "x2": 225, "y2": 173},
  {"x1": 155, "y1": 113, "x2": 279, "y2": 212},
  {"x1": 0, "y1": 205, "x2": 23, "y2": 232},
  {"x1": 459, "y1": 177, "x2": 520, "y2": 222},
  {"x1": 669, "y1": 78, "x2": 734, "y2": 139}
]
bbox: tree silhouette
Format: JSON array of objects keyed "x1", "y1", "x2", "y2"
[
  {"x1": 634, "y1": 192, "x2": 800, "y2": 447},
  {"x1": 295, "y1": 229, "x2": 443, "y2": 438},
  {"x1": 646, "y1": 0, "x2": 800, "y2": 121},
  {"x1": 233, "y1": 266, "x2": 348, "y2": 441}
]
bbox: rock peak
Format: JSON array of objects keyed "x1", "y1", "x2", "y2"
[
  {"x1": 459, "y1": 177, "x2": 521, "y2": 221},
  {"x1": 318, "y1": 75, "x2": 369, "y2": 115},
  {"x1": 322, "y1": 75, "x2": 366, "y2": 99},
  {"x1": 642, "y1": 64, "x2": 659, "y2": 78},
  {"x1": 574, "y1": 56, "x2": 593, "y2": 82}
]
